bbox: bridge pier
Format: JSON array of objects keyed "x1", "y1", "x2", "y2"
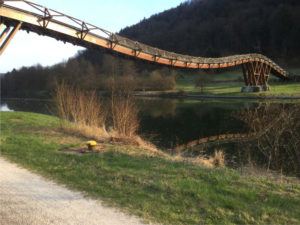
[
  {"x1": 241, "y1": 62, "x2": 271, "y2": 92},
  {"x1": 241, "y1": 85, "x2": 270, "y2": 93}
]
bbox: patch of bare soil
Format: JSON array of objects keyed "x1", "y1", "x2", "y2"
[{"x1": 10, "y1": 118, "x2": 24, "y2": 122}]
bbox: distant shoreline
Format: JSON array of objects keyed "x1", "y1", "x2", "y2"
[
  {"x1": 134, "y1": 92, "x2": 300, "y2": 100},
  {"x1": 2, "y1": 91, "x2": 300, "y2": 102}
]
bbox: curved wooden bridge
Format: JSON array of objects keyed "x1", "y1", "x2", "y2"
[
  {"x1": 174, "y1": 133, "x2": 255, "y2": 152},
  {"x1": 0, "y1": 0, "x2": 292, "y2": 88}
]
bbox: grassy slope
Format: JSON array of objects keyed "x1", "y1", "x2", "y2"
[
  {"x1": 1, "y1": 111, "x2": 300, "y2": 224},
  {"x1": 176, "y1": 69, "x2": 300, "y2": 97}
]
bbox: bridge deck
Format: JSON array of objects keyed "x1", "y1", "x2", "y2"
[{"x1": 0, "y1": 1, "x2": 289, "y2": 80}]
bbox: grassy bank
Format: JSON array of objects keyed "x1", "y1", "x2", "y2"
[
  {"x1": 178, "y1": 81, "x2": 300, "y2": 97},
  {"x1": 176, "y1": 70, "x2": 300, "y2": 97},
  {"x1": 1, "y1": 111, "x2": 300, "y2": 224}
]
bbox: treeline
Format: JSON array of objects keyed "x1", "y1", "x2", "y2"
[
  {"x1": 1, "y1": 50, "x2": 177, "y2": 98},
  {"x1": 120, "y1": 0, "x2": 300, "y2": 63}
]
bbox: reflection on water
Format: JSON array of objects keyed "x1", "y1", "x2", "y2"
[
  {"x1": 1, "y1": 99, "x2": 53, "y2": 115},
  {"x1": 0, "y1": 104, "x2": 13, "y2": 111},
  {"x1": 1, "y1": 98, "x2": 300, "y2": 177},
  {"x1": 139, "y1": 98, "x2": 248, "y2": 148}
]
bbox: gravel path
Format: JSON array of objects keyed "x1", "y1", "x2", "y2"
[{"x1": 0, "y1": 157, "x2": 147, "y2": 225}]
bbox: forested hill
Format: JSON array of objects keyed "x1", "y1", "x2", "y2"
[{"x1": 119, "y1": 0, "x2": 300, "y2": 62}]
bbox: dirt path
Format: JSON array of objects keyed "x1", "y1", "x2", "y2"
[{"x1": 0, "y1": 157, "x2": 147, "y2": 225}]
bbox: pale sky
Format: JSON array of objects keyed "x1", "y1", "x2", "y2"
[{"x1": 0, "y1": 0, "x2": 186, "y2": 73}]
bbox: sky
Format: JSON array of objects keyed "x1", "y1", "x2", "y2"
[{"x1": 0, "y1": 0, "x2": 186, "y2": 73}]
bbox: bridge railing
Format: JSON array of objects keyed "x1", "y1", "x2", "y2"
[{"x1": 2, "y1": 0, "x2": 114, "y2": 40}]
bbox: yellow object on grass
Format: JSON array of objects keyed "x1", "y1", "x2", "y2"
[{"x1": 87, "y1": 141, "x2": 97, "y2": 146}]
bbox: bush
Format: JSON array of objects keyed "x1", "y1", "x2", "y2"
[
  {"x1": 111, "y1": 95, "x2": 139, "y2": 137},
  {"x1": 55, "y1": 81, "x2": 106, "y2": 129},
  {"x1": 239, "y1": 104, "x2": 300, "y2": 176}
]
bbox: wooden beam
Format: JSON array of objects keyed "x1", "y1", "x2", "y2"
[
  {"x1": 0, "y1": 23, "x2": 5, "y2": 31},
  {"x1": 0, "y1": 22, "x2": 22, "y2": 56},
  {"x1": 0, "y1": 26, "x2": 10, "y2": 43}
]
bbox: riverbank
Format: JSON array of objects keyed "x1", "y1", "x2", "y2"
[
  {"x1": 176, "y1": 81, "x2": 300, "y2": 97},
  {"x1": 1, "y1": 111, "x2": 300, "y2": 224},
  {"x1": 2, "y1": 76, "x2": 300, "y2": 101},
  {"x1": 134, "y1": 91, "x2": 300, "y2": 100},
  {"x1": 134, "y1": 79, "x2": 300, "y2": 100}
]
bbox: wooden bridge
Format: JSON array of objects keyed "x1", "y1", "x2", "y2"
[
  {"x1": 174, "y1": 133, "x2": 254, "y2": 152},
  {"x1": 0, "y1": 0, "x2": 293, "y2": 90}
]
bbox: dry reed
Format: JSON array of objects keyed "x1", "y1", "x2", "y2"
[
  {"x1": 108, "y1": 74, "x2": 140, "y2": 138},
  {"x1": 55, "y1": 81, "x2": 107, "y2": 137},
  {"x1": 210, "y1": 150, "x2": 225, "y2": 167},
  {"x1": 110, "y1": 95, "x2": 139, "y2": 138},
  {"x1": 172, "y1": 149, "x2": 226, "y2": 168},
  {"x1": 55, "y1": 80, "x2": 143, "y2": 146}
]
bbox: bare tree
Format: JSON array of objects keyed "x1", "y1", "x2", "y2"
[{"x1": 238, "y1": 104, "x2": 300, "y2": 177}]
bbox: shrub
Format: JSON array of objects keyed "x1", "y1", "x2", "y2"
[
  {"x1": 55, "y1": 81, "x2": 106, "y2": 130},
  {"x1": 111, "y1": 95, "x2": 139, "y2": 137}
]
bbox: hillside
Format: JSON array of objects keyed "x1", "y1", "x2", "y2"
[{"x1": 120, "y1": 0, "x2": 300, "y2": 63}]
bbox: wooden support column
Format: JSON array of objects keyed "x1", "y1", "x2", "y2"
[
  {"x1": 0, "y1": 26, "x2": 10, "y2": 43},
  {"x1": 0, "y1": 22, "x2": 22, "y2": 56},
  {"x1": 241, "y1": 61, "x2": 271, "y2": 92},
  {"x1": 241, "y1": 64, "x2": 250, "y2": 86},
  {"x1": 262, "y1": 64, "x2": 271, "y2": 86},
  {"x1": 248, "y1": 62, "x2": 256, "y2": 86}
]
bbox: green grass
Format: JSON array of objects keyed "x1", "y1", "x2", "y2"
[
  {"x1": 176, "y1": 72, "x2": 300, "y2": 97},
  {"x1": 1, "y1": 111, "x2": 300, "y2": 224}
]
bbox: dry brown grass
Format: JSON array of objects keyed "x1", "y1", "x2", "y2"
[
  {"x1": 55, "y1": 81, "x2": 108, "y2": 138},
  {"x1": 55, "y1": 81, "x2": 106, "y2": 129},
  {"x1": 107, "y1": 77, "x2": 154, "y2": 151},
  {"x1": 10, "y1": 118, "x2": 24, "y2": 123},
  {"x1": 110, "y1": 95, "x2": 139, "y2": 138},
  {"x1": 172, "y1": 149, "x2": 226, "y2": 168},
  {"x1": 108, "y1": 74, "x2": 140, "y2": 138},
  {"x1": 62, "y1": 125, "x2": 109, "y2": 141},
  {"x1": 186, "y1": 156, "x2": 216, "y2": 168},
  {"x1": 211, "y1": 150, "x2": 225, "y2": 167},
  {"x1": 55, "y1": 80, "x2": 154, "y2": 151}
]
